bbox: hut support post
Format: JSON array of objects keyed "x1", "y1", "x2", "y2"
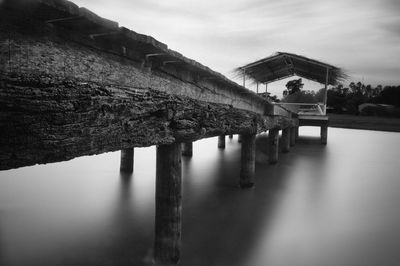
[
  {"x1": 181, "y1": 142, "x2": 193, "y2": 157},
  {"x1": 154, "y1": 143, "x2": 182, "y2": 264},
  {"x1": 218, "y1": 135, "x2": 226, "y2": 149},
  {"x1": 240, "y1": 133, "x2": 256, "y2": 188},
  {"x1": 324, "y1": 67, "x2": 329, "y2": 115},
  {"x1": 281, "y1": 128, "x2": 290, "y2": 153},
  {"x1": 120, "y1": 148, "x2": 134, "y2": 173},
  {"x1": 268, "y1": 128, "x2": 279, "y2": 164}
]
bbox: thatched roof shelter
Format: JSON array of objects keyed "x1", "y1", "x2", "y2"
[{"x1": 235, "y1": 52, "x2": 346, "y2": 85}]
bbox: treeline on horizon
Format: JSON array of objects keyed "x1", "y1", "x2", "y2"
[
  {"x1": 326, "y1": 82, "x2": 400, "y2": 116},
  {"x1": 276, "y1": 80, "x2": 400, "y2": 117}
]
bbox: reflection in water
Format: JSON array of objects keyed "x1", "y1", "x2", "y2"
[
  {"x1": 0, "y1": 128, "x2": 400, "y2": 265},
  {"x1": 0, "y1": 222, "x2": 3, "y2": 266}
]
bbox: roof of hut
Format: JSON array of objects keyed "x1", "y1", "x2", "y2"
[{"x1": 235, "y1": 52, "x2": 347, "y2": 85}]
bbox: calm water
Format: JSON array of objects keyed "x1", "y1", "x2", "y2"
[{"x1": 1, "y1": 127, "x2": 400, "y2": 266}]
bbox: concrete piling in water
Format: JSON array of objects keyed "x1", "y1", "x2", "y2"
[
  {"x1": 229, "y1": 134, "x2": 233, "y2": 139},
  {"x1": 268, "y1": 128, "x2": 279, "y2": 164},
  {"x1": 321, "y1": 126, "x2": 328, "y2": 145},
  {"x1": 218, "y1": 135, "x2": 226, "y2": 149},
  {"x1": 239, "y1": 133, "x2": 256, "y2": 188},
  {"x1": 290, "y1": 127, "x2": 296, "y2": 146},
  {"x1": 295, "y1": 126, "x2": 299, "y2": 140},
  {"x1": 120, "y1": 148, "x2": 134, "y2": 173},
  {"x1": 238, "y1": 134, "x2": 242, "y2": 143},
  {"x1": 154, "y1": 143, "x2": 182, "y2": 264},
  {"x1": 281, "y1": 128, "x2": 290, "y2": 153},
  {"x1": 181, "y1": 142, "x2": 193, "y2": 157}
]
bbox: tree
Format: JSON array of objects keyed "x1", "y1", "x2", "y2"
[
  {"x1": 327, "y1": 82, "x2": 400, "y2": 115},
  {"x1": 285, "y1": 78, "x2": 304, "y2": 95},
  {"x1": 381, "y1": 86, "x2": 400, "y2": 106}
]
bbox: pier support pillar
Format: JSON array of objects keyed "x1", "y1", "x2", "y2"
[
  {"x1": 181, "y1": 142, "x2": 193, "y2": 157},
  {"x1": 268, "y1": 128, "x2": 279, "y2": 164},
  {"x1": 281, "y1": 128, "x2": 290, "y2": 153},
  {"x1": 295, "y1": 126, "x2": 299, "y2": 140},
  {"x1": 240, "y1": 133, "x2": 256, "y2": 188},
  {"x1": 238, "y1": 134, "x2": 242, "y2": 143},
  {"x1": 120, "y1": 148, "x2": 134, "y2": 173},
  {"x1": 321, "y1": 126, "x2": 328, "y2": 145},
  {"x1": 154, "y1": 143, "x2": 182, "y2": 264},
  {"x1": 290, "y1": 127, "x2": 296, "y2": 146},
  {"x1": 229, "y1": 134, "x2": 233, "y2": 139},
  {"x1": 218, "y1": 135, "x2": 226, "y2": 149}
]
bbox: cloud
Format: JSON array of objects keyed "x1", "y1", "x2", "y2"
[
  {"x1": 386, "y1": 0, "x2": 400, "y2": 12},
  {"x1": 72, "y1": 0, "x2": 400, "y2": 86},
  {"x1": 380, "y1": 17, "x2": 400, "y2": 38}
]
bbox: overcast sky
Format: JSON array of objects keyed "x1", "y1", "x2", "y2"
[{"x1": 73, "y1": 0, "x2": 400, "y2": 95}]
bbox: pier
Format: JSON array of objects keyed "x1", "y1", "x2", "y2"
[{"x1": 0, "y1": 0, "x2": 338, "y2": 264}]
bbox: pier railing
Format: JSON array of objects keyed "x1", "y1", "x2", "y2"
[{"x1": 274, "y1": 102, "x2": 326, "y2": 116}]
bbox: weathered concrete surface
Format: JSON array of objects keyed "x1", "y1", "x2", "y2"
[
  {"x1": 290, "y1": 127, "x2": 296, "y2": 146},
  {"x1": 181, "y1": 142, "x2": 193, "y2": 157},
  {"x1": 120, "y1": 148, "x2": 134, "y2": 173},
  {"x1": 0, "y1": 0, "x2": 298, "y2": 170},
  {"x1": 268, "y1": 129, "x2": 279, "y2": 164},
  {"x1": 0, "y1": 0, "x2": 282, "y2": 116},
  {"x1": 0, "y1": 74, "x2": 295, "y2": 170},
  {"x1": 281, "y1": 128, "x2": 290, "y2": 153},
  {"x1": 239, "y1": 133, "x2": 256, "y2": 188},
  {"x1": 321, "y1": 126, "x2": 328, "y2": 145},
  {"x1": 218, "y1": 135, "x2": 226, "y2": 149},
  {"x1": 299, "y1": 115, "x2": 328, "y2": 127},
  {"x1": 155, "y1": 143, "x2": 182, "y2": 264}
]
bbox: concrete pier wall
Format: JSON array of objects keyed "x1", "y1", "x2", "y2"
[
  {"x1": 0, "y1": 0, "x2": 283, "y2": 116},
  {"x1": 0, "y1": 0, "x2": 298, "y2": 169}
]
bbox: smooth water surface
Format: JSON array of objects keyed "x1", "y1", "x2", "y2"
[{"x1": 1, "y1": 127, "x2": 400, "y2": 266}]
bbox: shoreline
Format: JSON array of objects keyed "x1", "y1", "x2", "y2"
[{"x1": 327, "y1": 114, "x2": 400, "y2": 132}]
